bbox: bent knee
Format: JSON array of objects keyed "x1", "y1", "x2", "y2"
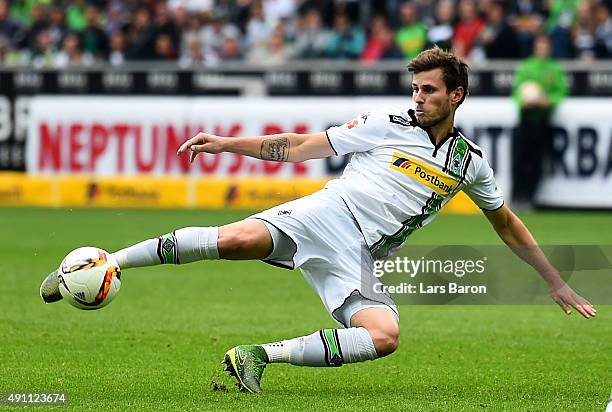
[{"x1": 368, "y1": 325, "x2": 400, "y2": 357}]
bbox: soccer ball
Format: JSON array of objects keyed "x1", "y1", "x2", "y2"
[
  {"x1": 58, "y1": 247, "x2": 121, "y2": 310},
  {"x1": 519, "y1": 81, "x2": 544, "y2": 105}
]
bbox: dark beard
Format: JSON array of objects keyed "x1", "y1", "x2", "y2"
[{"x1": 419, "y1": 110, "x2": 449, "y2": 128}]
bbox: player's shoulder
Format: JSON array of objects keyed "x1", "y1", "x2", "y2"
[
  {"x1": 362, "y1": 105, "x2": 414, "y2": 128},
  {"x1": 453, "y1": 131, "x2": 491, "y2": 181},
  {"x1": 456, "y1": 130, "x2": 484, "y2": 159}
]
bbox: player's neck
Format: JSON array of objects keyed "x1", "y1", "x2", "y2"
[{"x1": 429, "y1": 113, "x2": 456, "y2": 144}]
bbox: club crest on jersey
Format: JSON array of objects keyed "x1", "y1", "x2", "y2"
[
  {"x1": 447, "y1": 137, "x2": 469, "y2": 178},
  {"x1": 390, "y1": 151, "x2": 458, "y2": 196}
]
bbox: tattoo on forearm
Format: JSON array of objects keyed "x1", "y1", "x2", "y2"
[{"x1": 260, "y1": 138, "x2": 290, "y2": 161}]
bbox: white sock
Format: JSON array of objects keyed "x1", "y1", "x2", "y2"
[
  {"x1": 261, "y1": 327, "x2": 378, "y2": 367},
  {"x1": 112, "y1": 227, "x2": 219, "y2": 269}
]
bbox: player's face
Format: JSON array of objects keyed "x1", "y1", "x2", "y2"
[{"x1": 411, "y1": 68, "x2": 460, "y2": 127}]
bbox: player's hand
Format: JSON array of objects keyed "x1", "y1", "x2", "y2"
[
  {"x1": 177, "y1": 133, "x2": 226, "y2": 163},
  {"x1": 548, "y1": 281, "x2": 596, "y2": 319}
]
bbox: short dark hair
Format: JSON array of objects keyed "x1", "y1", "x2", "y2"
[{"x1": 407, "y1": 47, "x2": 470, "y2": 106}]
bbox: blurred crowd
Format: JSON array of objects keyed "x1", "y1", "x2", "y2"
[{"x1": 1, "y1": 0, "x2": 612, "y2": 68}]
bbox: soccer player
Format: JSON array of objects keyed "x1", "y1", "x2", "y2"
[{"x1": 40, "y1": 48, "x2": 596, "y2": 393}]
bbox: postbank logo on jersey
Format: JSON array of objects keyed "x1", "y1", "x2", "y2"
[{"x1": 390, "y1": 151, "x2": 458, "y2": 196}]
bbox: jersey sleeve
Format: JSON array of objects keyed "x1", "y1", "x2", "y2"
[
  {"x1": 463, "y1": 155, "x2": 504, "y2": 211},
  {"x1": 326, "y1": 111, "x2": 386, "y2": 156}
]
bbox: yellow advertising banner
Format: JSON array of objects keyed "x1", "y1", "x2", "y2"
[{"x1": 0, "y1": 173, "x2": 479, "y2": 213}]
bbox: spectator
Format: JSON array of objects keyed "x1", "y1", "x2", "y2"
[
  {"x1": 413, "y1": 0, "x2": 438, "y2": 27},
  {"x1": 181, "y1": 11, "x2": 204, "y2": 55},
  {"x1": 263, "y1": 0, "x2": 297, "y2": 25},
  {"x1": 31, "y1": 29, "x2": 56, "y2": 67},
  {"x1": 572, "y1": 1, "x2": 595, "y2": 60},
  {"x1": 245, "y1": 0, "x2": 271, "y2": 49},
  {"x1": 219, "y1": 32, "x2": 244, "y2": 61},
  {"x1": 24, "y1": 3, "x2": 48, "y2": 52},
  {"x1": 480, "y1": 0, "x2": 520, "y2": 59},
  {"x1": 154, "y1": 2, "x2": 179, "y2": 48},
  {"x1": 511, "y1": 33, "x2": 567, "y2": 206},
  {"x1": 175, "y1": 8, "x2": 221, "y2": 67},
  {"x1": 594, "y1": 3, "x2": 612, "y2": 58},
  {"x1": 361, "y1": 15, "x2": 403, "y2": 62},
  {"x1": 510, "y1": 0, "x2": 546, "y2": 57},
  {"x1": 0, "y1": 34, "x2": 7, "y2": 62},
  {"x1": 248, "y1": 24, "x2": 292, "y2": 65},
  {"x1": 201, "y1": 11, "x2": 240, "y2": 57},
  {"x1": 179, "y1": 32, "x2": 203, "y2": 67},
  {"x1": 82, "y1": 5, "x2": 108, "y2": 59},
  {"x1": 105, "y1": 2, "x2": 127, "y2": 36},
  {"x1": 0, "y1": 0, "x2": 23, "y2": 48},
  {"x1": 54, "y1": 31, "x2": 93, "y2": 67},
  {"x1": 125, "y1": 7, "x2": 156, "y2": 60},
  {"x1": 109, "y1": 30, "x2": 126, "y2": 66},
  {"x1": 47, "y1": 6, "x2": 66, "y2": 50},
  {"x1": 476, "y1": 0, "x2": 493, "y2": 15},
  {"x1": 292, "y1": 8, "x2": 329, "y2": 58},
  {"x1": 214, "y1": 0, "x2": 244, "y2": 27},
  {"x1": 427, "y1": 0, "x2": 455, "y2": 50},
  {"x1": 171, "y1": 5, "x2": 190, "y2": 30},
  {"x1": 545, "y1": 0, "x2": 579, "y2": 58},
  {"x1": 395, "y1": 1, "x2": 428, "y2": 59},
  {"x1": 379, "y1": 0, "x2": 402, "y2": 28},
  {"x1": 323, "y1": 12, "x2": 365, "y2": 59},
  {"x1": 10, "y1": 0, "x2": 48, "y2": 27},
  {"x1": 66, "y1": 0, "x2": 86, "y2": 32},
  {"x1": 453, "y1": 0, "x2": 486, "y2": 58},
  {"x1": 5, "y1": 0, "x2": 612, "y2": 66},
  {"x1": 167, "y1": 0, "x2": 214, "y2": 15},
  {"x1": 153, "y1": 33, "x2": 177, "y2": 60}
]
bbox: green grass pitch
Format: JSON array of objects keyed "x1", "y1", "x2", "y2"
[{"x1": 1, "y1": 208, "x2": 611, "y2": 411}]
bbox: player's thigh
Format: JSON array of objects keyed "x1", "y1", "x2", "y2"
[
  {"x1": 218, "y1": 219, "x2": 273, "y2": 260},
  {"x1": 351, "y1": 307, "x2": 400, "y2": 356}
]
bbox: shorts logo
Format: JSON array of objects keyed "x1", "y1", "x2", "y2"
[
  {"x1": 390, "y1": 151, "x2": 458, "y2": 196},
  {"x1": 278, "y1": 209, "x2": 292, "y2": 216}
]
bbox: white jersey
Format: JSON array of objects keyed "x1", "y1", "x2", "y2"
[{"x1": 324, "y1": 106, "x2": 504, "y2": 259}]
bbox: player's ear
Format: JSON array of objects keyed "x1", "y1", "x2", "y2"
[{"x1": 450, "y1": 87, "x2": 464, "y2": 105}]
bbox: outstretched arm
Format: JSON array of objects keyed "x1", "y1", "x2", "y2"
[
  {"x1": 177, "y1": 131, "x2": 335, "y2": 163},
  {"x1": 483, "y1": 204, "x2": 597, "y2": 319}
]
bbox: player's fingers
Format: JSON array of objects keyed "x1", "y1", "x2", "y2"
[
  {"x1": 579, "y1": 303, "x2": 596, "y2": 318},
  {"x1": 189, "y1": 150, "x2": 197, "y2": 163},
  {"x1": 190, "y1": 143, "x2": 210, "y2": 153},
  {"x1": 177, "y1": 139, "x2": 193, "y2": 155},
  {"x1": 574, "y1": 296, "x2": 597, "y2": 317},
  {"x1": 177, "y1": 135, "x2": 202, "y2": 155},
  {"x1": 557, "y1": 300, "x2": 571, "y2": 315},
  {"x1": 583, "y1": 298, "x2": 595, "y2": 311},
  {"x1": 573, "y1": 304, "x2": 590, "y2": 319}
]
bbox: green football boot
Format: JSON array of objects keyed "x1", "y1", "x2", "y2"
[
  {"x1": 222, "y1": 345, "x2": 269, "y2": 393},
  {"x1": 40, "y1": 270, "x2": 63, "y2": 303}
]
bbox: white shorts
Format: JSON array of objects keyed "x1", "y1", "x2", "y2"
[{"x1": 250, "y1": 189, "x2": 399, "y2": 327}]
